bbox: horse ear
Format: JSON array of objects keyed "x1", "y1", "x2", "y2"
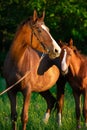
[
  {"x1": 69, "y1": 38, "x2": 73, "y2": 47},
  {"x1": 42, "y1": 11, "x2": 45, "y2": 21},
  {"x1": 58, "y1": 40, "x2": 63, "y2": 47},
  {"x1": 40, "y1": 11, "x2": 45, "y2": 22},
  {"x1": 33, "y1": 10, "x2": 38, "y2": 22}
]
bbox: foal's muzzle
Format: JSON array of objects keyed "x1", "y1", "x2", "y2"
[{"x1": 61, "y1": 68, "x2": 68, "y2": 75}]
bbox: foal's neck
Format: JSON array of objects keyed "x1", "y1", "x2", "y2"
[{"x1": 70, "y1": 53, "x2": 81, "y2": 76}]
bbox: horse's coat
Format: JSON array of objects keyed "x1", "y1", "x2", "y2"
[
  {"x1": 3, "y1": 10, "x2": 61, "y2": 130},
  {"x1": 40, "y1": 40, "x2": 87, "y2": 129},
  {"x1": 60, "y1": 39, "x2": 87, "y2": 128}
]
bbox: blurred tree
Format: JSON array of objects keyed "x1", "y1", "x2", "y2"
[{"x1": 0, "y1": 0, "x2": 87, "y2": 73}]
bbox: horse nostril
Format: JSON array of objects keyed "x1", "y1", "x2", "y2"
[{"x1": 55, "y1": 49, "x2": 58, "y2": 53}]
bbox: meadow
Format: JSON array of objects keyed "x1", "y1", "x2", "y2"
[{"x1": 0, "y1": 76, "x2": 86, "y2": 130}]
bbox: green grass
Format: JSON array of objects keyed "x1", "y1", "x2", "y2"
[{"x1": 0, "y1": 77, "x2": 86, "y2": 130}]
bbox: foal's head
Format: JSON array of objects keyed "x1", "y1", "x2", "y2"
[{"x1": 60, "y1": 39, "x2": 77, "y2": 74}]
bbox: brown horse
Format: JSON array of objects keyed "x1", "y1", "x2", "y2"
[
  {"x1": 59, "y1": 39, "x2": 87, "y2": 128},
  {"x1": 40, "y1": 39, "x2": 87, "y2": 129},
  {"x1": 3, "y1": 10, "x2": 61, "y2": 130}
]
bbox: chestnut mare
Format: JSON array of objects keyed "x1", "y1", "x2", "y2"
[{"x1": 3, "y1": 10, "x2": 61, "y2": 130}]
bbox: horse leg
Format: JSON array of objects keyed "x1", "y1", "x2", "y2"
[
  {"x1": 39, "y1": 90, "x2": 56, "y2": 124},
  {"x1": 83, "y1": 88, "x2": 87, "y2": 127},
  {"x1": 56, "y1": 76, "x2": 66, "y2": 126},
  {"x1": 8, "y1": 91, "x2": 17, "y2": 130},
  {"x1": 56, "y1": 84, "x2": 65, "y2": 126},
  {"x1": 73, "y1": 91, "x2": 81, "y2": 129},
  {"x1": 21, "y1": 88, "x2": 31, "y2": 130}
]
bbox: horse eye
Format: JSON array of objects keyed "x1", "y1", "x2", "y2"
[{"x1": 37, "y1": 29, "x2": 41, "y2": 33}]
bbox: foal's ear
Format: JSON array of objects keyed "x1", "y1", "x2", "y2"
[
  {"x1": 33, "y1": 10, "x2": 38, "y2": 22},
  {"x1": 68, "y1": 38, "x2": 73, "y2": 47},
  {"x1": 58, "y1": 40, "x2": 63, "y2": 47}
]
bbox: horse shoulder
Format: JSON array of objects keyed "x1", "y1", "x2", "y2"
[{"x1": 43, "y1": 65, "x2": 60, "y2": 85}]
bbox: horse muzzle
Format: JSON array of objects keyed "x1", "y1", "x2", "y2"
[
  {"x1": 61, "y1": 68, "x2": 68, "y2": 75},
  {"x1": 48, "y1": 50, "x2": 61, "y2": 59}
]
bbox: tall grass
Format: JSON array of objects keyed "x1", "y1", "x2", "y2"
[{"x1": 0, "y1": 77, "x2": 86, "y2": 130}]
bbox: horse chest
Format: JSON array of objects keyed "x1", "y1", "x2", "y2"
[{"x1": 30, "y1": 65, "x2": 60, "y2": 92}]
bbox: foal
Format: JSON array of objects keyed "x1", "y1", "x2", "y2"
[
  {"x1": 60, "y1": 39, "x2": 87, "y2": 128},
  {"x1": 41, "y1": 40, "x2": 87, "y2": 129}
]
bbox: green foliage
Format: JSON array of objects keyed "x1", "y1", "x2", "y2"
[{"x1": 0, "y1": 0, "x2": 87, "y2": 71}]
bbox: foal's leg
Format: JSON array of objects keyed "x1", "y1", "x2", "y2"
[
  {"x1": 39, "y1": 90, "x2": 56, "y2": 123},
  {"x1": 73, "y1": 91, "x2": 81, "y2": 129},
  {"x1": 21, "y1": 87, "x2": 31, "y2": 130},
  {"x1": 56, "y1": 76, "x2": 66, "y2": 126},
  {"x1": 57, "y1": 86, "x2": 64, "y2": 126},
  {"x1": 8, "y1": 91, "x2": 17, "y2": 130},
  {"x1": 83, "y1": 88, "x2": 87, "y2": 127}
]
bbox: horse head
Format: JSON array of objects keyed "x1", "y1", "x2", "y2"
[
  {"x1": 59, "y1": 39, "x2": 75, "y2": 75},
  {"x1": 30, "y1": 10, "x2": 61, "y2": 59}
]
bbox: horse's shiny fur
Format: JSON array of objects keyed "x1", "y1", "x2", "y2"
[
  {"x1": 3, "y1": 10, "x2": 61, "y2": 130},
  {"x1": 10, "y1": 10, "x2": 61, "y2": 60}
]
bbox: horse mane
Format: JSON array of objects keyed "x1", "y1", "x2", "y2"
[
  {"x1": 60, "y1": 40, "x2": 87, "y2": 62},
  {"x1": 10, "y1": 16, "x2": 33, "y2": 62},
  {"x1": 72, "y1": 46, "x2": 87, "y2": 62}
]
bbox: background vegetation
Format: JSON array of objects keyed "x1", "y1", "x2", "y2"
[
  {"x1": 0, "y1": 0, "x2": 87, "y2": 72},
  {"x1": 0, "y1": 77, "x2": 85, "y2": 130},
  {"x1": 0, "y1": 0, "x2": 87, "y2": 129}
]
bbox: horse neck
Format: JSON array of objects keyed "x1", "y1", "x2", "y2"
[
  {"x1": 10, "y1": 23, "x2": 46, "y2": 58},
  {"x1": 10, "y1": 24, "x2": 32, "y2": 62},
  {"x1": 69, "y1": 52, "x2": 82, "y2": 76}
]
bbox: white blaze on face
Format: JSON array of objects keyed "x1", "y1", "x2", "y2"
[
  {"x1": 41, "y1": 24, "x2": 61, "y2": 54},
  {"x1": 61, "y1": 49, "x2": 68, "y2": 72}
]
